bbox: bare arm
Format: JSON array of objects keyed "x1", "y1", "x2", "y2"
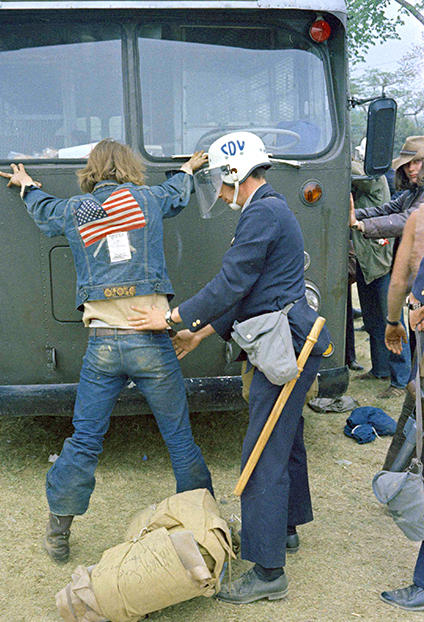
[{"x1": 384, "y1": 212, "x2": 416, "y2": 353}]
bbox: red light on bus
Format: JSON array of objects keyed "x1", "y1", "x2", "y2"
[{"x1": 309, "y1": 19, "x2": 331, "y2": 43}]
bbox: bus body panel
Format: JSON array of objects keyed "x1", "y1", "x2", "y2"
[{"x1": 0, "y1": 2, "x2": 350, "y2": 415}]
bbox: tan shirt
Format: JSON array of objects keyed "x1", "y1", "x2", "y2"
[{"x1": 82, "y1": 294, "x2": 169, "y2": 328}]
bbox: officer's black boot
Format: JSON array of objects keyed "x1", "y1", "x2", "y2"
[{"x1": 43, "y1": 513, "x2": 74, "y2": 564}]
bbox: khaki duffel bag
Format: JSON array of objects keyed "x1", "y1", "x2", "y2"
[{"x1": 56, "y1": 489, "x2": 234, "y2": 622}]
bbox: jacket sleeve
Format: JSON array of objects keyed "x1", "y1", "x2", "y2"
[
  {"x1": 211, "y1": 301, "x2": 243, "y2": 341},
  {"x1": 146, "y1": 171, "x2": 193, "y2": 218},
  {"x1": 354, "y1": 190, "x2": 407, "y2": 221},
  {"x1": 179, "y1": 203, "x2": 279, "y2": 331},
  {"x1": 361, "y1": 206, "x2": 414, "y2": 239},
  {"x1": 23, "y1": 187, "x2": 68, "y2": 237}
]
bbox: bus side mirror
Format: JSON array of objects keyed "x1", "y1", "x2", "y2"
[{"x1": 364, "y1": 97, "x2": 397, "y2": 177}]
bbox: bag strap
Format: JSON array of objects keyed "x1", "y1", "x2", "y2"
[{"x1": 415, "y1": 328, "x2": 423, "y2": 464}]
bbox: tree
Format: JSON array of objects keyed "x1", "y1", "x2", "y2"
[
  {"x1": 350, "y1": 44, "x2": 424, "y2": 152},
  {"x1": 394, "y1": 0, "x2": 424, "y2": 26},
  {"x1": 347, "y1": 1, "x2": 403, "y2": 62},
  {"x1": 346, "y1": 1, "x2": 424, "y2": 62}
]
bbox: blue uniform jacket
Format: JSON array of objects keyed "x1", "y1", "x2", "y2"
[{"x1": 179, "y1": 183, "x2": 330, "y2": 354}]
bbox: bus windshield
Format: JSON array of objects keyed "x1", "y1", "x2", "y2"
[
  {"x1": 0, "y1": 24, "x2": 124, "y2": 160},
  {"x1": 138, "y1": 22, "x2": 334, "y2": 159}
]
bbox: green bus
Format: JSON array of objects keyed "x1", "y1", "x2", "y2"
[{"x1": 0, "y1": 0, "x2": 392, "y2": 416}]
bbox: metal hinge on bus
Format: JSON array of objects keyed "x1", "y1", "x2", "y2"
[{"x1": 45, "y1": 346, "x2": 57, "y2": 371}]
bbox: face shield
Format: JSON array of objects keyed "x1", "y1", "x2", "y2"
[{"x1": 193, "y1": 166, "x2": 229, "y2": 219}]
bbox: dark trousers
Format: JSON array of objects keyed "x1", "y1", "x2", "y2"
[
  {"x1": 345, "y1": 285, "x2": 356, "y2": 365},
  {"x1": 356, "y1": 265, "x2": 410, "y2": 387},
  {"x1": 240, "y1": 354, "x2": 321, "y2": 568},
  {"x1": 414, "y1": 543, "x2": 424, "y2": 587}
]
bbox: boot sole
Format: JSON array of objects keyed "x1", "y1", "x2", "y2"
[
  {"x1": 286, "y1": 546, "x2": 299, "y2": 554},
  {"x1": 216, "y1": 586, "x2": 288, "y2": 604}
]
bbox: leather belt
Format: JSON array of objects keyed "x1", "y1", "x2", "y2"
[{"x1": 89, "y1": 328, "x2": 168, "y2": 336}]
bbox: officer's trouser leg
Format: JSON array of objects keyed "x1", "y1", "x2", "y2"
[{"x1": 240, "y1": 355, "x2": 321, "y2": 568}]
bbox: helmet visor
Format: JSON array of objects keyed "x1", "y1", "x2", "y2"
[{"x1": 194, "y1": 166, "x2": 228, "y2": 219}]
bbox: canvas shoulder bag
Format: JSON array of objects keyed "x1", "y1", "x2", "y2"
[{"x1": 231, "y1": 303, "x2": 298, "y2": 386}]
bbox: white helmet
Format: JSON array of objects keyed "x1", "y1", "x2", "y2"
[{"x1": 194, "y1": 131, "x2": 271, "y2": 218}]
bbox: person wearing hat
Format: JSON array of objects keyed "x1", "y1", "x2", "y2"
[
  {"x1": 348, "y1": 144, "x2": 411, "y2": 398},
  {"x1": 128, "y1": 131, "x2": 331, "y2": 605},
  {"x1": 350, "y1": 135, "x2": 424, "y2": 239},
  {"x1": 349, "y1": 136, "x2": 424, "y2": 391}
]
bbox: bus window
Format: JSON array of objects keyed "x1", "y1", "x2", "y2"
[
  {"x1": 138, "y1": 22, "x2": 333, "y2": 159},
  {"x1": 0, "y1": 24, "x2": 124, "y2": 160}
]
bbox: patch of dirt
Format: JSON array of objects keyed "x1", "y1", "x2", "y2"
[{"x1": 0, "y1": 301, "x2": 417, "y2": 621}]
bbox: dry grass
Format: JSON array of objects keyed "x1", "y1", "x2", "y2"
[{"x1": 0, "y1": 310, "x2": 418, "y2": 622}]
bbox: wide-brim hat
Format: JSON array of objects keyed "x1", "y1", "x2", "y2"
[{"x1": 392, "y1": 136, "x2": 424, "y2": 170}]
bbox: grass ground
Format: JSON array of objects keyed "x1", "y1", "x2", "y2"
[{"x1": 0, "y1": 304, "x2": 418, "y2": 622}]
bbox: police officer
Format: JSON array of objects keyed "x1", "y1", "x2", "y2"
[{"x1": 129, "y1": 131, "x2": 330, "y2": 604}]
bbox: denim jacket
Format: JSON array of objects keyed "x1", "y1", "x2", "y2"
[{"x1": 23, "y1": 172, "x2": 192, "y2": 309}]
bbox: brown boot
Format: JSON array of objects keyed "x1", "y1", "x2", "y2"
[{"x1": 43, "y1": 513, "x2": 73, "y2": 564}]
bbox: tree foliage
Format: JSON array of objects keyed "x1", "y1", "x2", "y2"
[
  {"x1": 346, "y1": 0, "x2": 424, "y2": 62},
  {"x1": 350, "y1": 42, "x2": 424, "y2": 152}
]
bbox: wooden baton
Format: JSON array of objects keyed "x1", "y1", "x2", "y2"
[{"x1": 233, "y1": 316, "x2": 326, "y2": 497}]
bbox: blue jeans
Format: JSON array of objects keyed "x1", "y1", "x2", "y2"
[
  {"x1": 356, "y1": 265, "x2": 410, "y2": 388},
  {"x1": 46, "y1": 331, "x2": 213, "y2": 515}
]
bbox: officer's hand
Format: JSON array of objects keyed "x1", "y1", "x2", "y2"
[
  {"x1": 385, "y1": 323, "x2": 407, "y2": 355},
  {"x1": 172, "y1": 329, "x2": 202, "y2": 360},
  {"x1": 128, "y1": 305, "x2": 167, "y2": 331},
  {"x1": 0, "y1": 163, "x2": 41, "y2": 189}
]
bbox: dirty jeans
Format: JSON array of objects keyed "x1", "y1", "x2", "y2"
[{"x1": 46, "y1": 331, "x2": 213, "y2": 516}]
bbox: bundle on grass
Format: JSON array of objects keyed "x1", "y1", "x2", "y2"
[{"x1": 56, "y1": 489, "x2": 234, "y2": 622}]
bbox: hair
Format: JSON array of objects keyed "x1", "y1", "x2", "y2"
[
  {"x1": 250, "y1": 166, "x2": 268, "y2": 180},
  {"x1": 77, "y1": 139, "x2": 145, "y2": 193},
  {"x1": 394, "y1": 159, "x2": 424, "y2": 191}
]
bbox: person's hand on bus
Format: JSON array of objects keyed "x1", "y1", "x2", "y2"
[
  {"x1": 349, "y1": 193, "x2": 364, "y2": 231},
  {"x1": 172, "y1": 329, "x2": 203, "y2": 360},
  {"x1": 0, "y1": 163, "x2": 42, "y2": 191},
  {"x1": 180, "y1": 151, "x2": 208, "y2": 175},
  {"x1": 385, "y1": 323, "x2": 407, "y2": 355}
]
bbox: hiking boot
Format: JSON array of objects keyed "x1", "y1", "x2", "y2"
[
  {"x1": 43, "y1": 513, "x2": 73, "y2": 564},
  {"x1": 215, "y1": 567, "x2": 288, "y2": 604},
  {"x1": 377, "y1": 386, "x2": 405, "y2": 399}
]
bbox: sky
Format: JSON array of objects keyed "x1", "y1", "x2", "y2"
[{"x1": 359, "y1": 0, "x2": 424, "y2": 72}]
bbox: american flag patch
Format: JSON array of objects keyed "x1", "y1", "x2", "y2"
[{"x1": 76, "y1": 189, "x2": 146, "y2": 247}]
